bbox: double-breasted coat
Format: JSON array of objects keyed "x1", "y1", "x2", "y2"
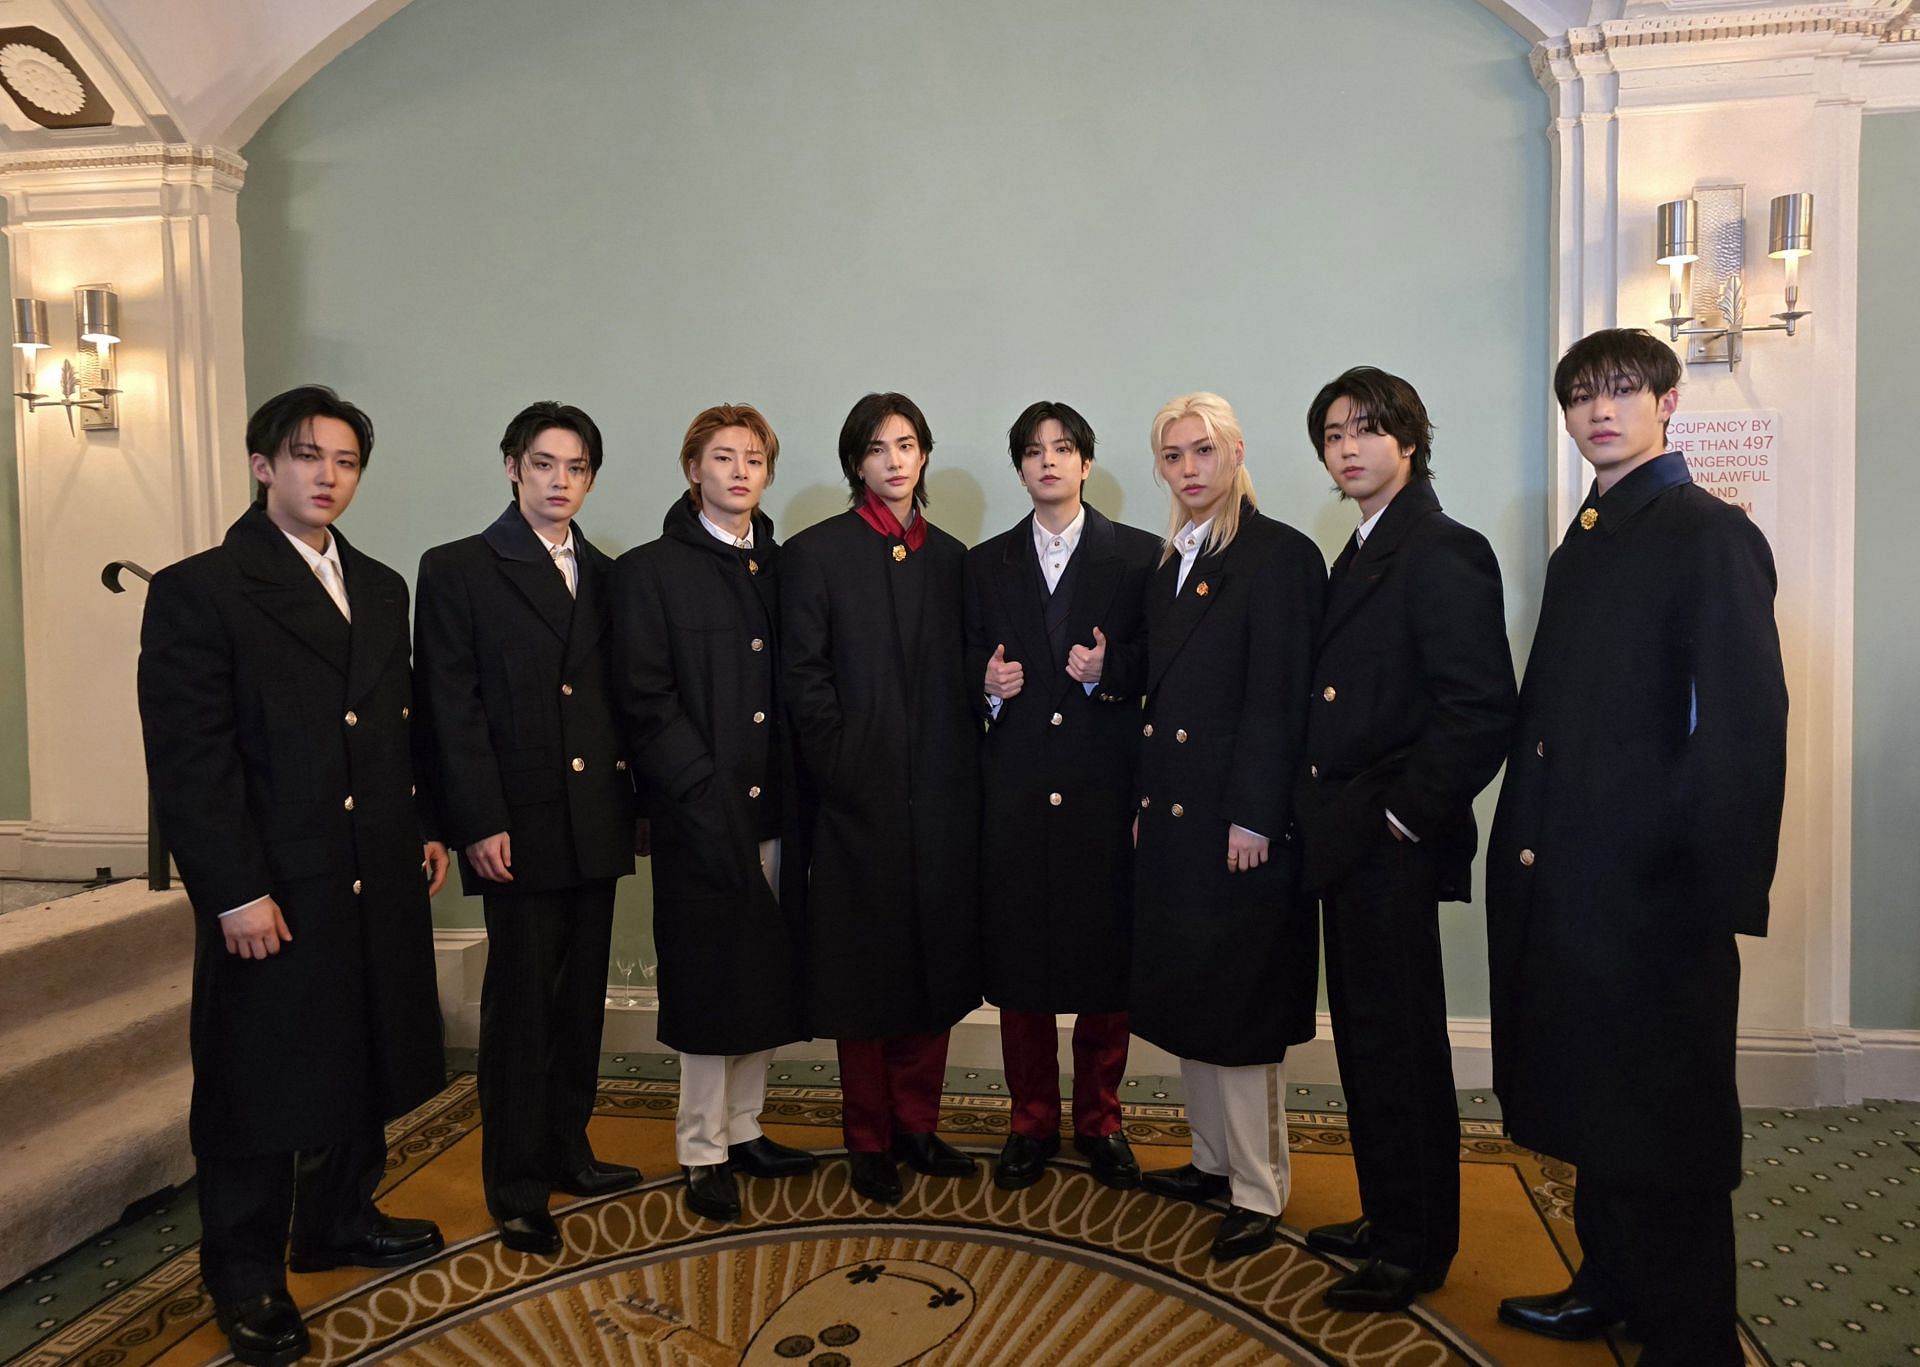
[
  {"x1": 609, "y1": 496, "x2": 807, "y2": 1056},
  {"x1": 412, "y1": 504, "x2": 636, "y2": 896},
  {"x1": 962, "y1": 506, "x2": 1160, "y2": 1014},
  {"x1": 1294, "y1": 481, "x2": 1517, "y2": 897},
  {"x1": 137, "y1": 506, "x2": 445, "y2": 1160},
  {"x1": 782, "y1": 508, "x2": 981, "y2": 1041},
  {"x1": 1131, "y1": 502, "x2": 1326, "y2": 1065},
  {"x1": 1487, "y1": 453, "x2": 1787, "y2": 1190}
]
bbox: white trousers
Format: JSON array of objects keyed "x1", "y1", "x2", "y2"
[
  {"x1": 1182, "y1": 1057, "x2": 1291, "y2": 1217},
  {"x1": 674, "y1": 840, "x2": 782, "y2": 1167}
]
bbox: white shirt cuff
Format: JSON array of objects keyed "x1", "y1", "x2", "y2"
[
  {"x1": 1229, "y1": 823, "x2": 1268, "y2": 841},
  {"x1": 1386, "y1": 809, "x2": 1421, "y2": 843},
  {"x1": 986, "y1": 694, "x2": 1002, "y2": 719},
  {"x1": 219, "y1": 894, "x2": 271, "y2": 919}
]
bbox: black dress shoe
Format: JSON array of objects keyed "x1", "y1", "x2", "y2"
[
  {"x1": 891, "y1": 1131, "x2": 978, "y2": 1177},
  {"x1": 1323, "y1": 1257, "x2": 1450, "y2": 1312},
  {"x1": 1141, "y1": 1163, "x2": 1230, "y2": 1204},
  {"x1": 994, "y1": 1133, "x2": 1060, "y2": 1191},
  {"x1": 553, "y1": 1159, "x2": 641, "y2": 1197},
  {"x1": 684, "y1": 1163, "x2": 741, "y2": 1222},
  {"x1": 497, "y1": 1210, "x2": 563, "y2": 1257},
  {"x1": 1305, "y1": 1214, "x2": 1375, "y2": 1259},
  {"x1": 848, "y1": 1151, "x2": 904, "y2": 1205},
  {"x1": 1497, "y1": 1286, "x2": 1620, "y2": 1340},
  {"x1": 214, "y1": 1290, "x2": 309, "y2": 1367},
  {"x1": 1210, "y1": 1205, "x2": 1276, "y2": 1261},
  {"x1": 1073, "y1": 1132, "x2": 1142, "y2": 1190},
  {"x1": 728, "y1": 1135, "x2": 819, "y2": 1178},
  {"x1": 289, "y1": 1211, "x2": 445, "y2": 1271}
]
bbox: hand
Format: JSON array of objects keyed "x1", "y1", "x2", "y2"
[
  {"x1": 1132, "y1": 814, "x2": 1139, "y2": 848},
  {"x1": 465, "y1": 830, "x2": 513, "y2": 883},
  {"x1": 984, "y1": 643, "x2": 1025, "y2": 700},
  {"x1": 1226, "y1": 824, "x2": 1270, "y2": 874},
  {"x1": 1066, "y1": 626, "x2": 1107, "y2": 684},
  {"x1": 223, "y1": 897, "x2": 292, "y2": 958},
  {"x1": 1387, "y1": 818, "x2": 1406, "y2": 843},
  {"x1": 423, "y1": 841, "x2": 450, "y2": 896},
  {"x1": 633, "y1": 818, "x2": 652, "y2": 858}
]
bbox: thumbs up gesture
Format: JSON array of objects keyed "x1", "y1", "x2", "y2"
[
  {"x1": 1066, "y1": 626, "x2": 1107, "y2": 684},
  {"x1": 984, "y1": 642, "x2": 1025, "y2": 700}
]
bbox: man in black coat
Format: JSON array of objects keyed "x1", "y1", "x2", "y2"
[
  {"x1": 610, "y1": 403, "x2": 815, "y2": 1226},
  {"x1": 1489, "y1": 329, "x2": 1787, "y2": 1366},
  {"x1": 1131, "y1": 393, "x2": 1326, "y2": 1262},
  {"x1": 413, "y1": 402, "x2": 639, "y2": 1257},
  {"x1": 137, "y1": 387, "x2": 449, "y2": 1367},
  {"x1": 963, "y1": 400, "x2": 1159, "y2": 1193},
  {"x1": 782, "y1": 392, "x2": 982, "y2": 1206},
  {"x1": 1292, "y1": 367, "x2": 1517, "y2": 1311}
]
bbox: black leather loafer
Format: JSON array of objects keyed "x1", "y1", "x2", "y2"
[
  {"x1": 1210, "y1": 1205, "x2": 1277, "y2": 1261},
  {"x1": 1305, "y1": 1214, "x2": 1375, "y2": 1259},
  {"x1": 848, "y1": 1151, "x2": 904, "y2": 1205},
  {"x1": 1497, "y1": 1286, "x2": 1620, "y2": 1340},
  {"x1": 289, "y1": 1212, "x2": 444, "y2": 1271},
  {"x1": 553, "y1": 1159, "x2": 641, "y2": 1197},
  {"x1": 1073, "y1": 1131, "x2": 1142, "y2": 1190},
  {"x1": 1323, "y1": 1256, "x2": 1450, "y2": 1312},
  {"x1": 728, "y1": 1135, "x2": 818, "y2": 1178},
  {"x1": 214, "y1": 1289, "x2": 309, "y2": 1367},
  {"x1": 1142, "y1": 1162, "x2": 1230, "y2": 1204},
  {"x1": 994, "y1": 1133, "x2": 1060, "y2": 1190},
  {"x1": 891, "y1": 1131, "x2": 977, "y2": 1177},
  {"x1": 497, "y1": 1210, "x2": 563, "y2": 1257},
  {"x1": 684, "y1": 1163, "x2": 741, "y2": 1222}
]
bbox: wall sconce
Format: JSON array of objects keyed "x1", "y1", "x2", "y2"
[
  {"x1": 1653, "y1": 187, "x2": 1812, "y2": 369},
  {"x1": 12, "y1": 284, "x2": 120, "y2": 432}
]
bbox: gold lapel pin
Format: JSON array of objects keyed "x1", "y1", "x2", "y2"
[
  {"x1": 747, "y1": 558, "x2": 759, "y2": 575},
  {"x1": 892, "y1": 544, "x2": 907, "y2": 562},
  {"x1": 1579, "y1": 508, "x2": 1599, "y2": 531},
  {"x1": 1195, "y1": 581, "x2": 1210, "y2": 597}
]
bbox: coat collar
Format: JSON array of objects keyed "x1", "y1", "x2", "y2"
[
  {"x1": 483, "y1": 502, "x2": 583, "y2": 644},
  {"x1": 661, "y1": 491, "x2": 776, "y2": 561},
  {"x1": 1146, "y1": 499, "x2": 1249, "y2": 691},
  {"x1": 1577, "y1": 450, "x2": 1691, "y2": 536},
  {"x1": 1321, "y1": 481, "x2": 1440, "y2": 642},
  {"x1": 226, "y1": 505, "x2": 351, "y2": 672}
]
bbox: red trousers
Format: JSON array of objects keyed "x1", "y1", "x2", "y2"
[
  {"x1": 837, "y1": 1031, "x2": 952, "y2": 1152},
  {"x1": 999, "y1": 1008, "x2": 1130, "y2": 1141}
]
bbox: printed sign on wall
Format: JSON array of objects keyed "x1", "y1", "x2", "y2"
[{"x1": 1669, "y1": 409, "x2": 1778, "y2": 538}]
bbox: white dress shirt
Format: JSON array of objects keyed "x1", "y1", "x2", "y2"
[
  {"x1": 1353, "y1": 507, "x2": 1419, "y2": 845},
  {"x1": 284, "y1": 528, "x2": 349, "y2": 621},
  {"x1": 538, "y1": 524, "x2": 579, "y2": 596},
  {"x1": 699, "y1": 509, "x2": 755, "y2": 550},
  {"x1": 1174, "y1": 516, "x2": 1215, "y2": 595},
  {"x1": 986, "y1": 508, "x2": 1096, "y2": 719}
]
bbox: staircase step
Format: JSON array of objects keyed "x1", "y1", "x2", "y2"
[
  {"x1": 0, "y1": 973, "x2": 191, "y2": 1129},
  {"x1": 0, "y1": 1062, "x2": 194, "y2": 1291},
  {"x1": 0, "y1": 882, "x2": 192, "y2": 1036}
]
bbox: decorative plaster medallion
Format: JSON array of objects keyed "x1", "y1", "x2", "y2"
[{"x1": 0, "y1": 43, "x2": 84, "y2": 116}]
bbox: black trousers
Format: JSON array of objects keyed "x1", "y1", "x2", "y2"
[
  {"x1": 478, "y1": 880, "x2": 616, "y2": 1220},
  {"x1": 196, "y1": 1120, "x2": 386, "y2": 1304},
  {"x1": 1572, "y1": 1175, "x2": 1740, "y2": 1366},
  {"x1": 1322, "y1": 829, "x2": 1460, "y2": 1272}
]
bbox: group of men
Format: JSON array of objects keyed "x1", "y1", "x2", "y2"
[{"x1": 136, "y1": 326, "x2": 1786, "y2": 1367}]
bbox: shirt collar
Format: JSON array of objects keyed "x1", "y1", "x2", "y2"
[
  {"x1": 282, "y1": 527, "x2": 341, "y2": 573},
  {"x1": 1177, "y1": 516, "x2": 1215, "y2": 556},
  {"x1": 1582, "y1": 450, "x2": 1692, "y2": 530},
  {"x1": 1031, "y1": 505, "x2": 1086, "y2": 557},
  {"x1": 698, "y1": 509, "x2": 755, "y2": 549},
  {"x1": 1355, "y1": 506, "x2": 1387, "y2": 545},
  {"x1": 535, "y1": 524, "x2": 576, "y2": 558}
]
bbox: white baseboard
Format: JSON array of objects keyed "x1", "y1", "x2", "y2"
[
  {"x1": 10, "y1": 822, "x2": 149, "y2": 880},
  {"x1": 0, "y1": 820, "x2": 24, "y2": 874},
  {"x1": 425, "y1": 933, "x2": 1920, "y2": 1106}
]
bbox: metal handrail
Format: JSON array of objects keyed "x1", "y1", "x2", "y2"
[{"x1": 101, "y1": 560, "x2": 168, "y2": 891}]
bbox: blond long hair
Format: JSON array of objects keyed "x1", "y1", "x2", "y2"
[{"x1": 1150, "y1": 392, "x2": 1257, "y2": 565}]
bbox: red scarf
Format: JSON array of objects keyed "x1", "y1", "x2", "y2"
[{"x1": 855, "y1": 488, "x2": 927, "y2": 553}]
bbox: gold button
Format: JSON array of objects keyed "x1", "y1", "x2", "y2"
[
  {"x1": 351, "y1": 879, "x2": 362, "y2": 895},
  {"x1": 1310, "y1": 764, "x2": 1319, "y2": 778},
  {"x1": 1142, "y1": 724, "x2": 1154, "y2": 738},
  {"x1": 753, "y1": 711, "x2": 766, "y2": 724},
  {"x1": 344, "y1": 710, "x2": 357, "y2": 727},
  {"x1": 343, "y1": 795, "x2": 354, "y2": 812},
  {"x1": 747, "y1": 558, "x2": 759, "y2": 575},
  {"x1": 749, "y1": 785, "x2": 762, "y2": 798},
  {"x1": 1536, "y1": 740, "x2": 1546, "y2": 757},
  {"x1": 561, "y1": 684, "x2": 573, "y2": 697},
  {"x1": 892, "y1": 544, "x2": 907, "y2": 562},
  {"x1": 1049, "y1": 792, "x2": 1062, "y2": 806},
  {"x1": 615, "y1": 759, "x2": 627, "y2": 771},
  {"x1": 571, "y1": 757, "x2": 585, "y2": 772},
  {"x1": 1519, "y1": 849, "x2": 1536, "y2": 866},
  {"x1": 1051, "y1": 712, "x2": 1063, "y2": 726},
  {"x1": 1171, "y1": 803, "x2": 1185, "y2": 818},
  {"x1": 1322, "y1": 686, "x2": 1337, "y2": 703},
  {"x1": 750, "y1": 638, "x2": 765, "y2": 652},
  {"x1": 1175, "y1": 729, "x2": 1188, "y2": 743},
  {"x1": 401, "y1": 706, "x2": 410, "y2": 719},
  {"x1": 1580, "y1": 507, "x2": 1599, "y2": 531}
]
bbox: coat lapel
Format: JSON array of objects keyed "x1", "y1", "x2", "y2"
[
  {"x1": 991, "y1": 516, "x2": 1054, "y2": 682},
  {"x1": 1051, "y1": 506, "x2": 1122, "y2": 706},
  {"x1": 1147, "y1": 547, "x2": 1227, "y2": 692},
  {"x1": 483, "y1": 504, "x2": 575, "y2": 644},
  {"x1": 564, "y1": 528, "x2": 611, "y2": 670},
  {"x1": 337, "y1": 529, "x2": 404, "y2": 704},
  {"x1": 1319, "y1": 481, "x2": 1440, "y2": 644},
  {"x1": 227, "y1": 507, "x2": 350, "y2": 674}
]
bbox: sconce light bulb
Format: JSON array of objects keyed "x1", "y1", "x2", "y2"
[{"x1": 1668, "y1": 259, "x2": 1687, "y2": 317}]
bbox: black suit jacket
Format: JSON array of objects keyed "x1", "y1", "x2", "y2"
[
  {"x1": 962, "y1": 505, "x2": 1160, "y2": 1013},
  {"x1": 1294, "y1": 481, "x2": 1517, "y2": 898},
  {"x1": 137, "y1": 505, "x2": 443, "y2": 1159},
  {"x1": 413, "y1": 504, "x2": 636, "y2": 896}
]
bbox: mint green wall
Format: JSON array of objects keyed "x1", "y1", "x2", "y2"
[
  {"x1": 238, "y1": 0, "x2": 1548, "y2": 1001},
  {"x1": 0, "y1": 226, "x2": 26, "y2": 823},
  {"x1": 1851, "y1": 112, "x2": 1920, "y2": 1032}
]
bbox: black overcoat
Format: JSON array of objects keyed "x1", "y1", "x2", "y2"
[
  {"x1": 781, "y1": 509, "x2": 981, "y2": 1040},
  {"x1": 1487, "y1": 453, "x2": 1787, "y2": 1190},
  {"x1": 963, "y1": 506, "x2": 1160, "y2": 1013},
  {"x1": 1294, "y1": 481, "x2": 1517, "y2": 898},
  {"x1": 609, "y1": 496, "x2": 807, "y2": 1056},
  {"x1": 136, "y1": 506, "x2": 445, "y2": 1160},
  {"x1": 413, "y1": 504, "x2": 636, "y2": 895},
  {"x1": 1131, "y1": 503, "x2": 1326, "y2": 1065}
]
